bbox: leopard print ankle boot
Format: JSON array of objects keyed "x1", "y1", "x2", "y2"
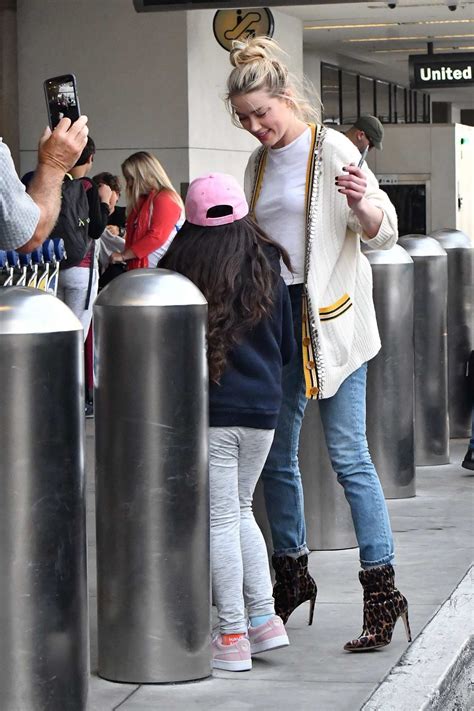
[
  {"x1": 272, "y1": 554, "x2": 317, "y2": 625},
  {"x1": 344, "y1": 564, "x2": 412, "y2": 652}
]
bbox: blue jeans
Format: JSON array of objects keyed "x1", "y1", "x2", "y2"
[{"x1": 261, "y1": 284, "x2": 394, "y2": 569}]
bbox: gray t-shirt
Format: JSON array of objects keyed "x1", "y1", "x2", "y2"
[{"x1": 0, "y1": 139, "x2": 40, "y2": 250}]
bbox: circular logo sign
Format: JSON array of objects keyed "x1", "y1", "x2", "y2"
[{"x1": 213, "y1": 8, "x2": 274, "y2": 53}]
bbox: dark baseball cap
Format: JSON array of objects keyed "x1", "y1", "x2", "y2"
[{"x1": 353, "y1": 115, "x2": 384, "y2": 150}]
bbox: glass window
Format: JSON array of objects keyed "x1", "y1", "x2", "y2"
[
  {"x1": 320, "y1": 63, "x2": 427, "y2": 126},
  {"x1": 424, "y1": 94, "x2": 431, "y2": 123},
  {"x1": 359, "y1": 75, "x2": 374, "y2": 116},
  {"x1": 341, "y1": 70, "x2": 358, "y2": 125},
  {"x1": 396, "y1": 86, "x2": 406, "y2": 123},
  {"x1": 389, "y1": 84, "x2": 396, "y2": 123},
  {"x1": 416, "y1": 92, "x2": 424, "y2": 123},
  {"x1": 375, "y1": 80, "x2": 390, "y2": 123},
  {"x1": 408, "y1": 90, "x2": 415, "y2": 122},
  {"x1": 321, "y1": 64, "x2": 341, "y2": 125}
]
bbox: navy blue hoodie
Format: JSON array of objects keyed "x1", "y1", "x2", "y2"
[{"x1": 209, "y1": 249, "x2": 295, "y2": 430}]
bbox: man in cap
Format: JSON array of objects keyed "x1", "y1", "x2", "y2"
[{"x1": 345, "y1": 115, "x2": 384, "y2": 154}]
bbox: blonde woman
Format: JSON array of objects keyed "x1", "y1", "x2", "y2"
[
  {"x1": 110, "y1": 152, "x2": 183, "y2": 270},
  {"x1": 225, "y1": 37, "x2": 410, "y2": 653}
]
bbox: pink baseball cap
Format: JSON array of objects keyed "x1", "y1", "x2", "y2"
[{"x1": 185, "y1": 173, "x2": 249, "y2": 227}]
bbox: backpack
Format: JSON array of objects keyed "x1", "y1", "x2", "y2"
[{"x1": 51, "y1": 175, "x2": 91, "y2": 268}]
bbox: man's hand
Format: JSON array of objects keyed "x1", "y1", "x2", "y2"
[
  {"x1": 38, "y1": 116, "x2": 89, "y2": 174},
  {"x1": 19, "y1": 117, "x2": 89, "y2": 251}
]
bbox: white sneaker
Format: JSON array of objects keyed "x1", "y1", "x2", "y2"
[
  {"x1": 248, "y1": 616, "x2": 290, "y2": 655},
  {"x1": 212, "y1": 634, "x2": 252, "y2": 671}
]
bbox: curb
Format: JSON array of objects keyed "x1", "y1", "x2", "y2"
[{"x1": 361, "y1": 567, "x2": 473, "y2": 711}]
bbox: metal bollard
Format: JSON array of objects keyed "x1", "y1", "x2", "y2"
[
  {"x1": 398, "y1": 235, "x2": 449, "y2": 465},
  {"x1": 363, "y1": 244, "x2": 416, "y2": 498},
  {"x1": 94, "y1": 269, "x2": 210, "y2": 684},
  {"x1": 0, "y1": 287, "x2": 88, "y2": 711},
  {"x1": 430, "y1": 229, "x2": 473, "y2": 438},
  {"x1": 299, "y1": 401, "x2": 357, "y2": 550}
]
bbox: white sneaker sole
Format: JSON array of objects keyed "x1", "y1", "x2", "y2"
[
  {"x1": 250, "y1": 635, "x2": 290, "y2": 655},
  {"x1": 212, "y1": 657, "x2": 252, "y2": 671}
]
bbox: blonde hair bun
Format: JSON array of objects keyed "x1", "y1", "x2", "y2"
[
  {"x1": 229, "y1": 36, "x2": 277, "y2": 68},
  {"x1": 225, "y1": 36, "x2": 320, "y2": 125}
]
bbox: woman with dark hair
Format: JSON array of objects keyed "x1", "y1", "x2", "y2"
[{"x1": 160, "y1": 173, "x2": 295, "y2": 673}]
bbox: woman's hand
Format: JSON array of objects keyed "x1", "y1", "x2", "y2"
[
  {"x1": 335, "y1": 164, "x2": 367, "y2": 209},
  {"x1": 110, "y1": 251, "x2": 125, "y2": 264},
  {"x1": 337, "y1": 164, "x2": 384, "y2": 239}
]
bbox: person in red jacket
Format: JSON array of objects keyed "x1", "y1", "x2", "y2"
[{"x1": 109, "y1": 151, "x2": 183, "y2": 270}]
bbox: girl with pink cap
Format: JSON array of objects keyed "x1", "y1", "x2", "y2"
[{"x1": 161, "y1": 172, "x2": 294, "y2": 672}]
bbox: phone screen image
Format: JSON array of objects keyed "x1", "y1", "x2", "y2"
[{"x1": 45, "y1": 75, "x2": 80, "y2": 129}]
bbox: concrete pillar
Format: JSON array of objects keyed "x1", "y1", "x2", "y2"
[{"x1": 0, "y1": 0, "x2": 19, "y2": 164}]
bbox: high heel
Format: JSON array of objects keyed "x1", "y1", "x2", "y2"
[
  {"x1": 344, "y1": 564, "x2": 412, "y2": 652},
  {"x1": 308, "y1": 592, "x2": 316, "y2": 625},
  {"x1": 272, "y1": 554, "x2": 317, "y2": 626},
  {"x1": 401, "y1": 610, "x2": 412, "y2": 642}
]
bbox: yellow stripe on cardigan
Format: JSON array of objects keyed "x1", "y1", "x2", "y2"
[
  {"x1": 319, "y1": 294, "x2": 353, "y2": 322},
  {"x1": 249, "y1": 150, "x2": 268, "y2": 217},
  {"x1": 302, "y1": 295, "x2": 319, "y2": 398},
  {"x1": 319, "y1": 293, "x2": 351, "y2": 315}
]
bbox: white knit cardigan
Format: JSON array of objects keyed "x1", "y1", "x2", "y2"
[{"x1": 245, "y1": 125, "x2": 398, "y2": 399}]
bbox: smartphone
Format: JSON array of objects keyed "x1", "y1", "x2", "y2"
[
  {"x1": 44, "y1": 74, "x2": 80, "y2": 130},
  {"x1": 357, "y1": 145, "x2": 369, "y2": 168}
]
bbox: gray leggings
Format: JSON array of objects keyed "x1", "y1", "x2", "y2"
[
  {"x1": 210, "y1": 426, "x2": 275, "y2": 634},
  {"x1": 57, "y1": 265, "x2": 98, "y2": 342}
]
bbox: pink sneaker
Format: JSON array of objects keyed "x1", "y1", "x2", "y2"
[
  {"x1": 212, "y1": 634, "x2": 252, "y2": 671},
  {"x1": 248, "y1": 616, "x2": 290, "y2": 655}
]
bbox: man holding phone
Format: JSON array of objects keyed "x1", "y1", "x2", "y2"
[{"x1": 0, "y1": 115, "x2": 89, "y2": 253}]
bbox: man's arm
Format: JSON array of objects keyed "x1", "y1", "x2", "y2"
[{"x1": 18, "y1": 116, "x2": 89, "y2": 253}]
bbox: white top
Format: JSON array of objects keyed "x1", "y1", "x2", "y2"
[{"x1": 254, "y1": 128, "x2": 311, "y2": 285}]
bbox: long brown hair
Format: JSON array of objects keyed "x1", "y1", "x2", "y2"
[{"x1": 160, "y1": 215, "x2": 291, "y2": 384}]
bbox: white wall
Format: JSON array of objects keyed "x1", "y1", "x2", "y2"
[
  {"x1": 17, "y1": 0, "x2": 189, "y2": 191},
  {"x1": 0, "y1": 2, "x2": 19, "y2": 162},
  {"x1": 454, "y1": 123, "x2": 474, "y2": 239}
]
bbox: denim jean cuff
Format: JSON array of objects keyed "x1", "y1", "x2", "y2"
[
  {"x1": 273, "y1": 544, "x2": 310, "y2": 559},
  {"x1": 360, "y1": 553, "x2": 395, "y2": 569}
]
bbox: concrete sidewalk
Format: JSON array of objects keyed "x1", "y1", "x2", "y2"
[{"x1": 85, "y1": 429, "x2": 473, "y2": 711}]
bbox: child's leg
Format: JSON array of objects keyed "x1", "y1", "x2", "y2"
[
  {"x1": 237, "y1": 427, "x2": 276, "y2": 620},
  {"x1": 210, "y1": 427, "x2": 247, "y2": 634}
]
